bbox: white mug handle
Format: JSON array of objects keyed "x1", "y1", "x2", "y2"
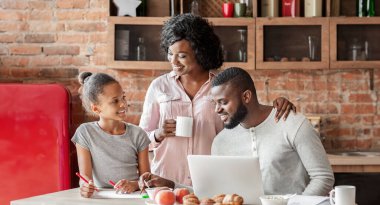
[{"x1": 329, "y1": 189, "x2": 336, "y2": 205}]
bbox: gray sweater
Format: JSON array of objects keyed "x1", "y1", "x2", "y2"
[{"x1": 212, "y1": 109, "x2": 334, "y2": 196}]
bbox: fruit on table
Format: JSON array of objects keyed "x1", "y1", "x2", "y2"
[
  {"x1": 155, "y1": 190, "x2": 176, "y2": 205},
  {"x1": 174, "y1": 188, "x2": 190, "y2": 203}
]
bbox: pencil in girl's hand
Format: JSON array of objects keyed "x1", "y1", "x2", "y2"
[{"x1": 75, "y1": 172, "x2": 99, "y2": 191}]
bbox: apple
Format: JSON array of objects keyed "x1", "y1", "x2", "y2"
[
  {"x1": 174, "y1": 188, "x2": 190, "y2": 204},
  {"x1": 155, "y1": 190, "x2": 176, "y2": 205},
  {"x1": 153, "y1": 186, "x2": 171, "y2": 200}
]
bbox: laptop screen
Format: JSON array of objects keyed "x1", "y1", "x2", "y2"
[{"x1": 188, "y1": 155, "x2": 264, "y2": 205}]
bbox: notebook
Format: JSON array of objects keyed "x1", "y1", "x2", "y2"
[{"x1": 188, "y1": 155, "x2": 264, "y2": 205}]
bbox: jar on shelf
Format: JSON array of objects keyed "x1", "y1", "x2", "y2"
[
  {"x1": 261, "y1": 0, "x2": 279, "y2": 17},
  {"x1": 282, "y1": 0, "x2": 300, "y2": 17},
  {"x1": 305, "y1": 0, "x2": 322, "y2": 17}
]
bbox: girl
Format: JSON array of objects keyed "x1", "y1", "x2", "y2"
[{"x1": 72, "y1": 72, "x2": 150, "y2": 198}]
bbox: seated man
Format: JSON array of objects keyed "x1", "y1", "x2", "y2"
[
  {"x1": 139, "y1": 67, "x2": 333, "y2": 196},
  {"x1": 210, "y1": 67, "x2": 334, "y2": 196}
]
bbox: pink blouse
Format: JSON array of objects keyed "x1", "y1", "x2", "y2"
[{"x1": 139, "y1": 70, "x2": 224, "y2": 185}]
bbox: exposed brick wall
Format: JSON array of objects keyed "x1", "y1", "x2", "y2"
[{"x1": 1, "y1": 0, "x2": 379, "y2": 155}]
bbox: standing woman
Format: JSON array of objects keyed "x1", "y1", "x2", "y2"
[{"x1": 139, "y1": 14, "x2": 295, "y2": 185}]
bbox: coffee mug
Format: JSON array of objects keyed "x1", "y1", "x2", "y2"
[
  {"x1": 234, "y1": 3, "x2": 247, "y2": 17},
  {"x1": 330, "y1": 185, "x2": 356, "y2": 205},
  {"x1": 176, "y1": 116, "x2": 193, "y2": 137}
]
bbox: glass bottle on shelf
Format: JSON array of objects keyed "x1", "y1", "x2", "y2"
[
  {"x1": 348, "y1": 38, "x2": 365, "y2": 61},
  {"x1": 237, "y1": 29, "x2": 247, "y2": 62},
  {"x1": 221, "y1": 44, "x2": 228, "y2": 61},
  {"x1": 170, "y1": 0, "x2": 180, "y2": 16},
  {"x1": 136, "y1": 37, "x2": 146, "y2": 61},
  {"x1": 367, "y1": 0, "x2": 375, "y2": 16},
  {"x1": 191, "y1": 0, "x2": 199, "y2": 16},
  {"x1": 136, "y1": 0, "x2": 146, "y2": 16},
  {"x1": 356, "y1": 0, "x2": 375, "y2": 17}
]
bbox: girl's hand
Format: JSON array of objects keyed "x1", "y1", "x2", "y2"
[
  {"x1": 273, "y1": 97, "x2": 296, "y2": 122},
  {"x1": 115, "y1": 179, "x2": 139, "y2": 194},
  {"x1": 154, "y1": 119, "x2": 176, "y2": 142},
  {"x1": 79, "y1": 180, "x2": 96, "y2": 198}
]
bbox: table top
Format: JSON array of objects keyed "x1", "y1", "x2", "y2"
[
  {"x1": 11, "y1": 188, "x2": 331, "y2": 205},
  {"x1": 11, "y1": 188, "x2": 147, "y2": 205}
]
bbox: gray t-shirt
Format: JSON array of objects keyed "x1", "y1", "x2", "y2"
[
  {"x1": 212, "y1": 108, "x2": 334, "y2": 196},
  {"x1": 72, "y1": 122, "x2": 150, "y2": 188}
]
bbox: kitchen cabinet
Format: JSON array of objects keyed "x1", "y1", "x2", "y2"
[
  {"x1": 330, "y1": 17, "x2": 380, "y2": 69},
  {"x1": 107, "y1": 17, "x2": 255, "y2": 70},
  {"x1": 107, "y1": 1, "x2": 380, "y2": 70},
  {"x1": 256, "y1": 17, "x2": 329, "y2": 70}
]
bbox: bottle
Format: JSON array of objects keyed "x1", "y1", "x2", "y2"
[
  {"x1": 262, "y1": 0, "x2": 279, "y2": 17},
  {"x1": 237, "y1": 29, "x2": 247, "y2": 62},
  {"x1": 367, "y1": 0, "x2": 375, "y2": 16},
  {"x1": 357, "y1": 0, "x2": 367, "y2": 17},
  {"x1": 305, "y1": 0, "x2": 322, "y2": 17},
  {"x1": 191, "y1": 0, "x2": 199, "y2": 16},
  {"x1": 136, "y1": 37, "x2": 146, "y2": 61},
  {"x1": 282, "y1": 0, "x2": 300, "y2": 17},
  {"x1": 348, "y1": 38, "x2": 363, "y2": 61},
  {"x1": 170, "y1": 0, "x2": 180, "y2": 16},
  {"x1": 136, "y1": 0, "x2": 146, "y2": 16}
]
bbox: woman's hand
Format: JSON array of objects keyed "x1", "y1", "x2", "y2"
[
  {"x1": 138, "y1": 172, "x2": 175, "y2": 191},
  {"x1": 273, "y1": 97, "x2": 296, "y2": 122},
  {"x1": 79, "y1": 180, "x2": 96, "y2": 198},
  {"x1": 114, "y1": 180, "x2": 139, "y2": 194},
  {"x1": 154, "y1": 119, "x2": 176, "y2": 142}
]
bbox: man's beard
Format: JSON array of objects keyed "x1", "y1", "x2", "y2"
[{"x1": 224, "y1": 102, "x2": 248, "y2": 129}]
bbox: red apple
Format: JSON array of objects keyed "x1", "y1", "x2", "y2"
[
  {"x1": 153, "y1": 187, "x2": 171, "y2": 200},
  {"x1": 155, "y1": 190, "x2": 176, "y2": 205},
  {"x1": 174, "y1": 188, "x2": 190, "y2": 204}
]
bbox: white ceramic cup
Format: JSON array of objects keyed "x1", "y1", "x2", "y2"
[
  {"x1": 175, "y1": 116, "x2": 193, "y2": 137},
  {"x1": 330, "y1": 185, "x2": 356, "y2": 205}
]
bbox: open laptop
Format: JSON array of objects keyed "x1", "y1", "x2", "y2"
[{"x1": 188, "y1": 155, "x2": 264, "y2": 205}]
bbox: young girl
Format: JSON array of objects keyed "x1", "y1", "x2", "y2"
[{"x1": 72, "y1": 72, "x2": 150, "y2": 198}]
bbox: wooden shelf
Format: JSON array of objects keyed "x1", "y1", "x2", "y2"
[
  {"x1": 330, "y1": 17, "x2": 380, "y2": 69},
  {"x1": 107, "y1": 17, "x2": 255, "y2": 70},
  {"x1": 256, "y1": 17, "x2": 329, "y2": 70}
]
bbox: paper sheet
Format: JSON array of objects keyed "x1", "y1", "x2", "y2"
[
  {"x1": 92, "y1": 188, "x2": 144, "y2": 199},
  {"x1": 288, "y1": 195, "x2": 329, "y2": 205}
]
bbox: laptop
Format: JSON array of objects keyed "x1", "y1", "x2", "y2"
[{"x1": 188, "y1": 155, "x2": 264, "y2": 205}]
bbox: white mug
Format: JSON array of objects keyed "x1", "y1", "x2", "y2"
[
  {"x1": 330, "y1": 185, "x2": 356, "y2": 205},
  {"x1": 175, "y1": 116, "x2": 193, "y2": 137}
]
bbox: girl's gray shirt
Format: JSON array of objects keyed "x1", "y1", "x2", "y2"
[{"x1": 72, "y1": 121, "x2": 150, "y2": 188}]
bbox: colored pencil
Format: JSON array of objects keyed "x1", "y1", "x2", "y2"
[{"x1": 75, "y1": 172, "x2": 99, "y2": 191}]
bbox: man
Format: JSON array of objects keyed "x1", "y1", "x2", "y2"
[
  {"x1": 139, "y1": 67, "x2": 333, "y2": 196},
  {"x1": 210, "y1": 67, "x2": 334, "y2": 196}
]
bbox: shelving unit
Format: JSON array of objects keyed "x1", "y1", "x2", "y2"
[
  {"x1": 107, "y1": 17, "x2": 255, "y2": 70},
  {"x1": 107, "y1": 0, "x2": 380, "y2": 70},
  {"x1": 256, "y1": 17, "x2": 329, "y2": 70},
  {"x1": 330, "y1": 17, "x2": 380, "y2": 69}
]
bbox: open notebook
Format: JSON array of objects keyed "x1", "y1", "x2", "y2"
[{"x1": 92, "y1": 188, "x2": 145, "y2": 199}]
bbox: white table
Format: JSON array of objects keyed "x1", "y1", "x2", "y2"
[{"x1": 11, "y1": 188, "x2": 331, "y2": 205}]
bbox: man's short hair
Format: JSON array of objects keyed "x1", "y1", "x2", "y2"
[{"x1": 212, "y1": 67, "x2": 256, "y2": 94}]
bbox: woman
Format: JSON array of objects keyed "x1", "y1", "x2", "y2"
[{"x1": 139, "y1": 14, "x2": 295, "y2": 185}]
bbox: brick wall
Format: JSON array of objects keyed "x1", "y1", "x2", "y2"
[{"x1": 1, "y1": 0, "x2": 380, "y2": 154}]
